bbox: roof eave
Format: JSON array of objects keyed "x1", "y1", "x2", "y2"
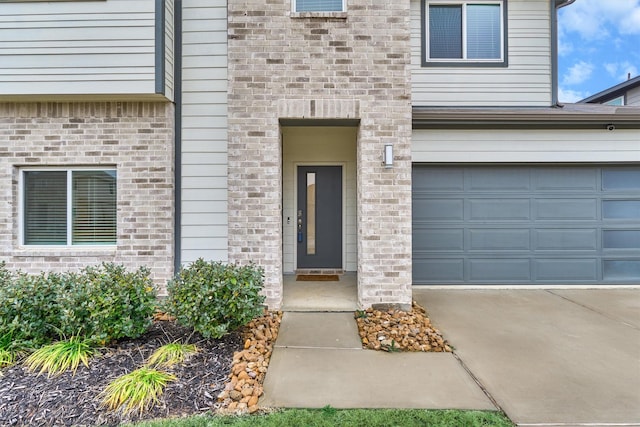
[{"x1": 412, "y1": 107, "x2": 640, "y2": 129}]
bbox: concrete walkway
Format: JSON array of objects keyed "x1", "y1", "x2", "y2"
[
  {"x1": 260, "y1": 289, "x2": 640, "y2": 426},
  {"x1": 260, "y1": 312, "x2": 495, "y2": 410}
]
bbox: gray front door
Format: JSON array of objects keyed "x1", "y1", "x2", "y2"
[{"x1": 297, "y1": 166, "x2": 342, "y2": 269}]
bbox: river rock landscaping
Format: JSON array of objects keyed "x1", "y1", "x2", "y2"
[{"x1": 355, "y1": 301, "x2": 452, "y2": 352}]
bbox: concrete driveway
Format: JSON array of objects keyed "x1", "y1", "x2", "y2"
[{"x1": 413, "y1": 289, "x2": 640, "y2": 426}]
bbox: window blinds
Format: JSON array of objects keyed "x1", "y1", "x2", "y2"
[
  {"x1": 24, "y1": 171, "x2": 67, "y2": 245},
  {"x1": 72, "y1": 171, "x2": 117, "y2": 244},
  {"x1": 466, "y1": 4, "x2": 501, "y2": 59},
  {"x1": 429, "y1": 5, "x2": 463, "y2": 59},
  {"x1": 295, "y1": 0, "x2": 343, "y2": 12}
]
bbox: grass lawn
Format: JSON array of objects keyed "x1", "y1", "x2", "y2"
[{"x1": 128, "y1": 408, "x2": 514, "y2": 427}]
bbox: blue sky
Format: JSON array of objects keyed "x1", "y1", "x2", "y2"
[{"x1": 557, "y1": 0, "x2": 640, "y2": 103}]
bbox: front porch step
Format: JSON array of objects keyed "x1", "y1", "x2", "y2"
[{"x1": 294, "y1": 269, "x2": 345, "y2": 275}]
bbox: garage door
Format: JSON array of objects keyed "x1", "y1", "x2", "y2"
[{"x1": 412, "y1": 166, "x2": 640, "y2": 285}]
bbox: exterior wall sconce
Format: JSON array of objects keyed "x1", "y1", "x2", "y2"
[{"x1": 383, "y1": 144, "x2": 393, "y2": 168}]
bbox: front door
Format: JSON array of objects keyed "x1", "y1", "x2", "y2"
[{"x1": 297, "y1": 166, "x2": 342, "y2": 269}]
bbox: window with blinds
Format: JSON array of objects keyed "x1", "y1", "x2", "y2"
[
  {"x1": 295, "y1": 0, "x2": 344, "y2": 12},
  {"x1": 425, "y1": 1, "x2": 505, "y2": 64},
  {"x1": 22, "y1": 169, "x2": 116, "y2": 246}
]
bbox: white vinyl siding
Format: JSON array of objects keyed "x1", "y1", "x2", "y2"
[
  {"x1": 412, "y1": 128, "x2": 640, "y2": 163},
  {"x1": 0, "y1": 0, "x2": 162, "y2": 97},
  {"x1": 180, "y1": 0, "x2": 229, "y2": 263},
  {"x1": 412, "y1": 0, "x2": 553, "y2": 106},
  {"x1": 626, "y1": 86, "x2": 640, "y2": 106}
]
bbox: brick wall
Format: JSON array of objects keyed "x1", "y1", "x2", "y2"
[
  {"x1": 0, "y1": 101, "x2": 175, "y2": 291},
  {"x1": 228, "y1": 1, "x2": 413, "y2": 309}
]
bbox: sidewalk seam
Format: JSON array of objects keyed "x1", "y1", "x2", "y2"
[
  {"x1": 274, "y1": 345, "x2": 363, "y2": 350},
  {"x1": 546, "y1": 290, "x2": 639, "y2": 331},
  {"x1": 451, "y1": 351, "x2": 507, "y2": 416}
]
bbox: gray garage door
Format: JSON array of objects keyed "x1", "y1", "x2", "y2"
[{"x1": 412, "y1": 166, "x2": 640, "y2": 285}]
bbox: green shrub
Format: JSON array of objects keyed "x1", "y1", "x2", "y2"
[
  {"x1": 166, "y1": 259, "x2": 265, "y2": 339},
  {"x1": 57, "y1": 263, "x2": 157, "y2": 345},
  {"x1": 0, "y1": 269, "x2": 64, "y2": 348},
  {"x1": 0, "y1": 262, "x2": 156, "y2": 347}
]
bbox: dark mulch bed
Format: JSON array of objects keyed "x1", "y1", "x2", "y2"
[{"x1": 0, "y1": 321, "x2": 243, "y2": 427}]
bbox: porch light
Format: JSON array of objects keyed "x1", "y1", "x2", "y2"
[{"x1": 383, "y1": 144, "x2": 393, "y2": 168}]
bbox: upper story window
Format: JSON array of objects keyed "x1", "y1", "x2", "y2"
[
  {"x1": 294, "y1": 0, "x2": 345, "y2": 12},
  {"x1": 423, "y1": 0, "x2": 507, "y2": 67},
  {"x1": 21, "y1": 169, "x2": 117, "y2": 246},
  {"x1": 604, "y1": 96, "x2": 625, "y2": 106}
]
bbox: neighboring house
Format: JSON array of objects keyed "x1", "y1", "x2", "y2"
[
  {"x1": 1, "y1": 0, "x2": 638, "y2": 310},
  {"x1": 579, "y1": 75, "x2": 640, "y2": 106}
]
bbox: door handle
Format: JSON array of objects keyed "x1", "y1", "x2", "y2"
[{"x1": 297, "y1": 210, "x2": 303, "y2": 242}]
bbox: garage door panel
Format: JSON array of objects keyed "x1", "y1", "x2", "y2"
[
  {"x1": 534, "y1": 168, "x2": 598, "y2": 191},
  {"x1": 469, "y1": 229, "x2": 531, "y2": 251},
  {"x1": 603, "y1": 260, "x2": 640, "y2": 280},
  {"x1": 535, "y1": 259, "x2": 598, "y2": 281},
  {"x1": 602, "y1": 169, "x2": 640, "y2": 190},
  {"x1": 413, "y1": 198, "x2": 464, "y2": 221},
  {"x1": 603, "y1": 230, "x2": 640, "y2": 249},
  {"x1": 534, "y1": 229, "x2": 598, "y2": 251},
  {"x1": 413, "y1": 228, "x2": 464, "y2": 251},
  {"x1": 469, "y1": 259, "x2": 531, "y2": 281},
  {"x1": 469, "y1": 199, "x2": 530, "y2": 220},
  {"x1": 413, "y1": 259, "x2": 464, "y2": 282},
  {"x1": 468, "y1": 168, "x2": 531, "y2": 191},
  {"x1": 534, "y1": 199, "x2": 598, "y2": 220},
  {"x1": 603, "y1": 200, "x2": 640, "y2": 219},
  {"x1": 412, "y1": 165, "x2": 640, "y2": 285},
  {"x1": 413, "y1": 168, "x2": 464, "y2": 191}
]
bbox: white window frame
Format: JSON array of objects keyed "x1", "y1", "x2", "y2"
[
  {"x1": 20, "y1": 167, "x2": 117, "y2": 247},
  {"x1": 292, "y1": 0, "x2": 346, "y2": 13},
  {"x1": 423, "y1": 0, "x2": 507, "y2": 66}
]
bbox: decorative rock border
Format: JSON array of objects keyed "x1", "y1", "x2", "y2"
[
  {"x1": 355, "y1": 301, "x2": 452, "y2": 352},
  {"x1": 217, "y1": 311, "x2": 282, "y2": 414}
]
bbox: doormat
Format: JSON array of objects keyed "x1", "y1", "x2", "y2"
[{"x1": 296, "y1": 274, "x2": 340, "y2": 282}]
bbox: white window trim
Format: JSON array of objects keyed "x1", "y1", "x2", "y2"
[
  {"x1": 424, "y1": 0, "x2": 506, "y2": 65},
  {"x1": 292, "y1": 0, "x2": 346, "y2": 13},
  {"x1": 19, "y1": 167, "x2": 117, "y2": 247}
]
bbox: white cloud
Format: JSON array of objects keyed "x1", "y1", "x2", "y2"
[
  {"x1": 605, "y1": 63, "x2": 618, "y2": 77},
  {"x1": 557, "y1": 26, "x2": 573, "y2": 56},
  {"x1": 560, "y1": 0, "x2": 640, "y2": 40},
  {"x1": 558, "y1": 88, "x2": 588, "y2": 103},
  {"x1": 604, "y1": 61, "x2": 639, "y2": 81},
  {"x1": 562, "y1": 61, "x2": 594, "y2": 86},
  {"x1": 620, "y1": 5, "x2": 640, "y2": 35}
]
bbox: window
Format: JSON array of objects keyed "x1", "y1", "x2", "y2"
[
  {"x1": 294, "y1": 0, "x2": 344, "y2": 12},
  {"x1": 423, "y1": 0, "x2": 507, "y2": 66},
  {"x1": 22, "y1": 169, "x2": 117, "y2": 245},
  {"x1": 604, "y1": 96, "x2": 625, "y2": 106}
]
